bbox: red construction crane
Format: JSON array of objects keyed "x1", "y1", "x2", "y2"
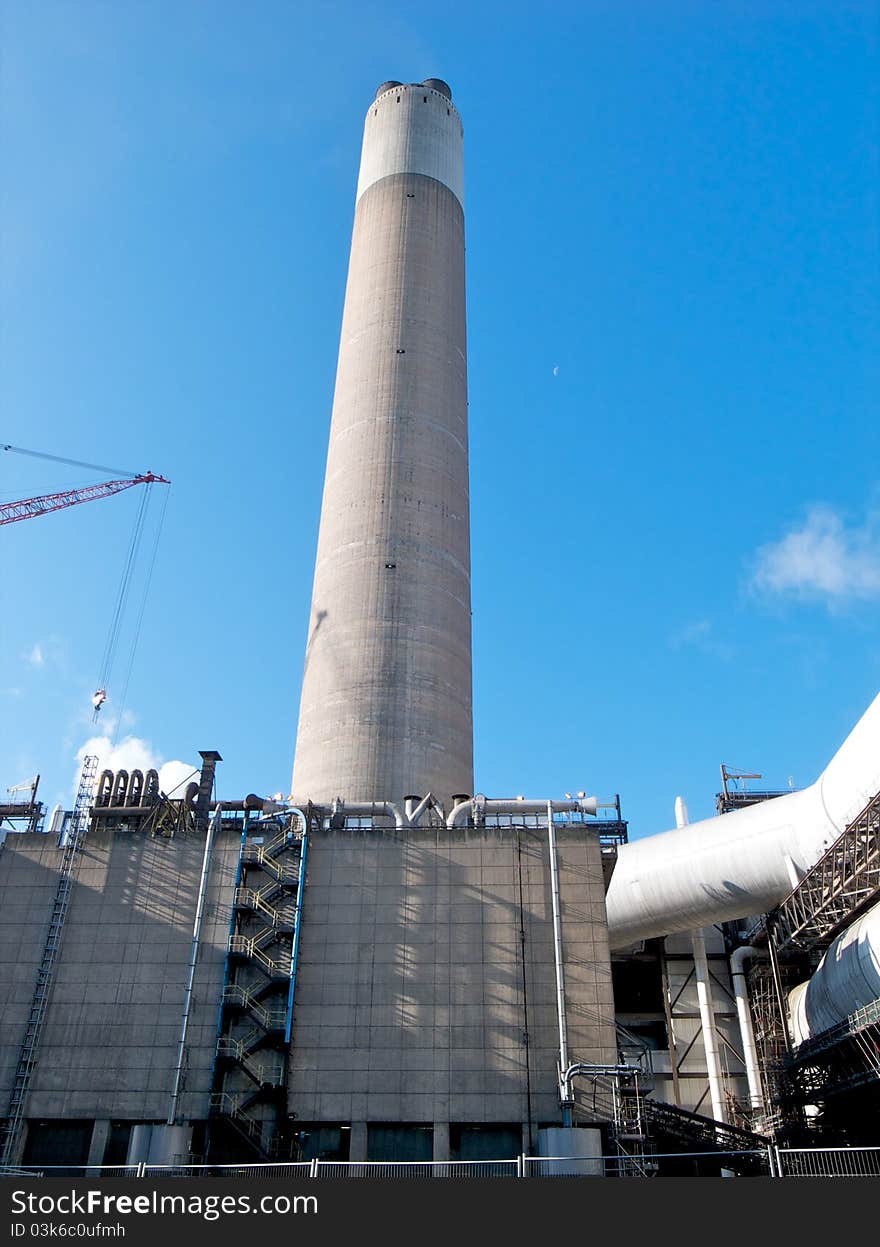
[
  {"x1": 1, "y1": 472, "x2": 170, "y2": 526},
  {"x1": 1, "y1": 445, "x2": 169, "y2": 526},
  {"x1": 3, "y1": 444, "x2": 171, "y2": 722}
]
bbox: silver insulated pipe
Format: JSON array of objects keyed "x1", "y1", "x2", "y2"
[{"x1": 605, "y1": 691, "x2": 880, "y2": 948}]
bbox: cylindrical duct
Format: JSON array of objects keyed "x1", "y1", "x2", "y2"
[
  {"x1": 292, "y1": 81, "x2": 472, "y2": 806},
  {"x1": 789, "y1": 898, "x2": 880, "y2": 1045},
  {"x1": 143, "y1": 770, "x2": 160, "y2": 805},
  {"x1": 606, "y1": 691, "x2": 880, "y2": 947},
  {"x1": 128, "y1": 770, "x2": 144, "y2": 806},
  {"x1": 111, "y1": 770, "x2": 129, "y2": 808},
  {"x1": 95, "y1": 771, "x2": 114, "y2": 808}
]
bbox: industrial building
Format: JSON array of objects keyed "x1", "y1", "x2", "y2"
[{"x1": 1, "y1": 79, "x2": 879, "y2": 1178}]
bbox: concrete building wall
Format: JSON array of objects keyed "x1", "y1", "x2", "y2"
[
  {"x1": 0, "y1": 823, "x2": 240, "y2": 1146},
  {"x1": 292, "y1": 82, "x2": 473, "y2": 806},
  {"x1": 0, "y1": 815, "x2": 618, "y2": 1163},
  {"x1": 287, "y1": 824, "x2": 617, "y2": 1156}
]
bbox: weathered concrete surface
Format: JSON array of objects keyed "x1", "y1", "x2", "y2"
[
  {"x1": 292, "y1": 84, "x2": 473, "y2": 805},
  {"x1": 0, "y1": 825, "x2": 238, "y2": 1129},
  {"x1": 287, "y1": 825, "x2": 617, "y2": 1145}
]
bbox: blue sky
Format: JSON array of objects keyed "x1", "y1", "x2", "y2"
[{"x1": 2, "y1": 1, "x2": 878, "y2": 837}]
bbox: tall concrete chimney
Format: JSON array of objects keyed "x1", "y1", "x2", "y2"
[{"x1": 291, "y1": 79, "x2": 473, "y2": 806}]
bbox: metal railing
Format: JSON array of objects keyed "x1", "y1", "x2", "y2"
[
  {"x1": 775, "y1": 1146, "x2": 880, "y2": 1177},
  {"x1": 314, "y1": 1159, "x2": 520, "y2": 1178},
  {"x1": 5, "y1": 1147, "x2": 880, "y2": 1178},
  {"x1": 221, "y1": 984, "x2": 287, "y2": 1031},
  {"x1": 144, "y1": 1162, "x2": 312, "y2": 1178},
  {"x1": 0, "y1": 1165, "x2": 141, "y2": 1178}
]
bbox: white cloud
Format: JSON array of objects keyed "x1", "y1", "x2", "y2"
[
  {"x1": 22, "y1": 637, "x2": 64, "y2": 670},
  {"x1": 673, "y1": 618, "x2": 712, "y2": 645},
  {"x1": 73, "y1": 734, "x2": 198, "y2": 801},
  {"x1": 669, "y1": 617, "x2": 734, "y2": 662},
  {"x1": 159, "y1": 760, "x2": 201, "y2": 798},
  {"x1": 552, "y1": 365, "x2": 560, "y2": 377},
  {"x1": 751, "y1": 505, "x2": 880, "y2": 603}
]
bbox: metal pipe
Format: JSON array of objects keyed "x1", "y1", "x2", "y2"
[
  {"x1": 787, "y1": 897, "x2": 880, "y2": 1044},
  {"x1": 128, "y1": 770, "x2": 144, "y2": 805},
  {"x1": 95, "y1": 771, "x2": 114, "y2": 807},
  {"x1": 691, "y1": 929, "x2": 728, "y2": 1124},
  {"x1": 167, "y1": 802, "x2": 221, "y2": 1125},
  {"x1": 729, "y1": 945, "x2": 768, "y2": 1115},
  {"x1": 285, "y1": 808, "x2": 309, "y2": 1046},
  {"x1": 143, "y1": 769, "x2": 159, "y2": 805},
  {"x1": 406, "y1": 792, "x2": 443, "y2": 826},
  {"x1": 332, "y1": 800, "x2": 406, "y2": 830},
  {"x1": 547, "y1": 800, "x2": 572, "y2": 1125},
  {"x1": 606, "y1": 690, "x2": 880, "y2": 946},
  {"x1": 675, "y1": 795, "x2": 727, "y2": 1125},
  {"x1": 447, "y1": 795, "x2": 597, "y2": 829}
]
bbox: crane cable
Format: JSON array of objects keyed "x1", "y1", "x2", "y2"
[
  {"x1": 3, "y1": 443, "x2": 169, "y2": 726},
  {"x1": 2, "y1": 443, "x2": 136, "y2": 477},
  {"x1": 111, "y1": 483, "x2": 171, "y2": 745},
  {"x1": 92, "y1": 481, "x2": 157, "y2": 723}
]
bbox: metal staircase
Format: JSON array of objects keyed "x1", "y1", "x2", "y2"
[
  {"x1": 209, "y1": 808, "x2": 308, "y2": 1160},
  {"x1": 641, "y1": 1099, "x2": 771, "y2": 1174},
  {"x1": 0, "y1": 755, "x2": 98, "y2": 1165}
]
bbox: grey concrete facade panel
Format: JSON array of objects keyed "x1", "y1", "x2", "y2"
[
  {"x1": 0, "y1": 825, "x2": 239, "y2": 1124},
  {"x1": 287, "y1": 827, "x2": 616, "y2": 1128}
]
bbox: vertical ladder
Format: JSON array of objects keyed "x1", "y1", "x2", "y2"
[{"x1": 0, "y1": 755, "x2": 98, "y2": 1165}]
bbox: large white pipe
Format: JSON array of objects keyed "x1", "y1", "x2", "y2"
[
  {"x1": 729, "y1": 946, "x2": 767, "y2": 1115},
  {"x1": 675, "y1": 796, "x2": 728, "y2": 1125},
  {"x1": 546, "y1": 801, "x2": 572, "y2": 1125},
  {"x1": 606, "y1": 691, "x2": 880, "y2": 948},
  {"x1": 691, "y1": 930, "x2": 728, "y2": 1123},
  {"x1": 789, "y1": 897, "x2": 880, "y2": 1045}
]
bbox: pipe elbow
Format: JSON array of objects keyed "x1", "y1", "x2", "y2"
[
  {"x1": 447, "y1": 798, "x2": 475, "y2": 828},
  {"x1": 731, "y1": 945, "x2": 767, "y2": 976}
]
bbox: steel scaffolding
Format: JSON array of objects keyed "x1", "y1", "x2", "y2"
[{"x1": 0, "y1": 756, "x2": 98, "y2": 1165}]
